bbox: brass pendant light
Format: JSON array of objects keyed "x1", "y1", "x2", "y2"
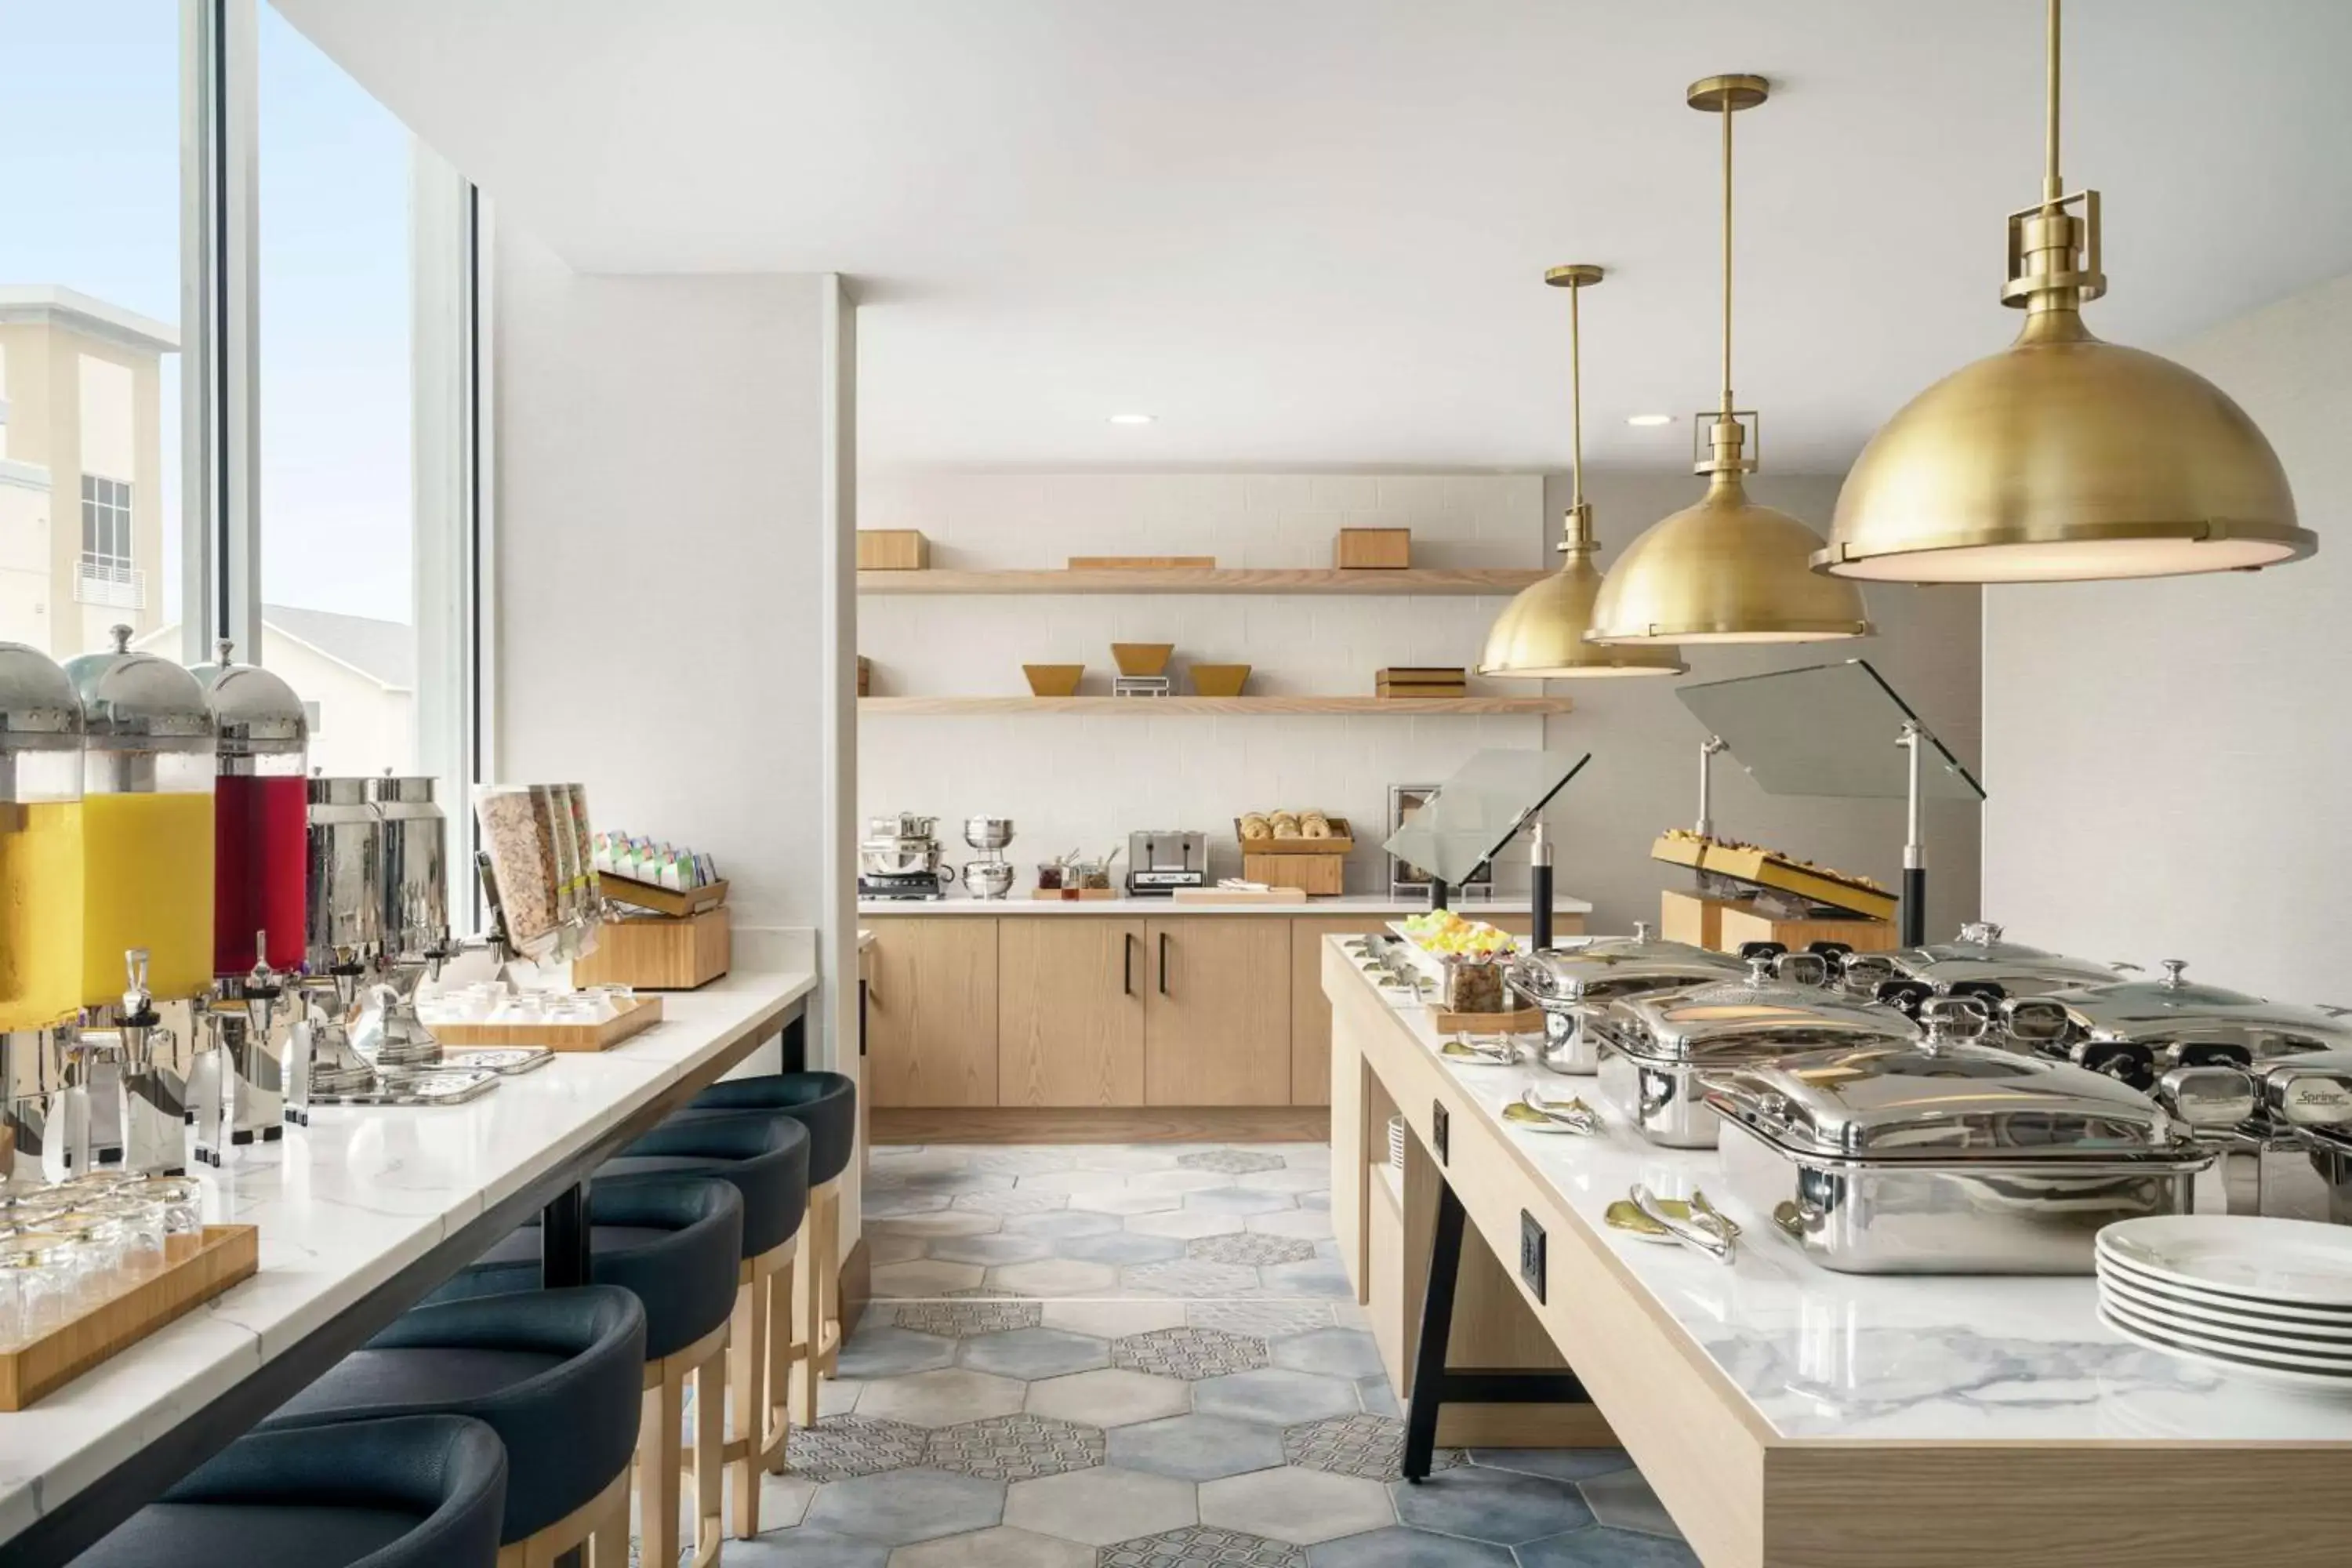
[
  {"x1": 1816, "y1": 0, "x2": 2310, "y2": 583},
  {"x1": 1585, "y1": 76, "x2": 1871, "y2": 645},
  {"x1": 1479, "y1": 265, "x2": 1686, "y2": 678}
]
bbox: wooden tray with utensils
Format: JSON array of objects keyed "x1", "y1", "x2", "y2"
[
  {"x1": 0, "y1": 1225, "x2": 259, "y2": 1410},
  {"x1": 431, "y1": 994, "x2": 666, "y2": 1053}
]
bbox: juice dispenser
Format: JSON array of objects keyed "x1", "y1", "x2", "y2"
[
  {"x1": 187, "y1": 641, "x2": 308, "y2": 1161},
  {"x1": 0, "y1": 641, "x2": 85, "y2": 1181},
  {"x1": 61, "y1": 625, "x2": 218, "y2": 1174}
]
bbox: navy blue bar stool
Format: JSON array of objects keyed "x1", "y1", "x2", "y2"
[
  {"x1": 685, "y1": 1071, "x2": 857, "y2": 1428},
  {"x1": 429, "y1": 1176, "x2": 743, "y2": 1568},
  {"x1": 70, "y1": 1414, "x2": 506, "y2": 1568},
  {"x1": 263, "y1": 1284, "x2": 645, "y2": 1566},
  {"x1": 603, "y1": 1110, "x2": 808, "y2": 1538}
]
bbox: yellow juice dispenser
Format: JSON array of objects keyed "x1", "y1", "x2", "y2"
[
  {"x1": 0, "y1": 641, "x2": 85, "y2": 1181},
  {"x1": 61, "y1": 625, "x2": 218, "y2": 1174}
]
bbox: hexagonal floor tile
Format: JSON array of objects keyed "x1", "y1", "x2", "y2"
[
  {"x1": 872, "y1": 1259, "x2": 987, "y2": 1299},
  {"x1": 1466, "y1": 1449, "x2": 1634, "y2": 1484},
  {"x1": 760, "y1": 1472, "x2": 818, "y2": 1530},
  {"x1": 1025, "y1": 1367, "x2": 1192, "y2": 1428},
  {"x1": 1187, "y1": 1301, "x2": 1333, "y2": 1338},
  {"x1": 802, "y1": 1467, "x2": 1006, "y2": 1545},
  {"x1": 1305, "y1": 1526, "x2": 1513, "y2": 1567},
  {"x1": 870, "y1": 1210, "x2": 1004, "y2": 1240},
  {"x1": 954, "y1": 1189, "x2": 1073, "y2": 1218},
  {"x1": 1122, "y1": 1259, "x2": 1262, "y2": 1298},
  {"x1": 858, "y1": 1368, "x2": 1028, "y2": 1428},
  {"x1": 1192, "y1": 1369, "x2": 1359, "y2": 1426},
  {"x1": 1516, "y1": 1526, "x2": 1703, "y2": 1568},
  {"x1": 1111, "y1": 1326, "x2": 1270, "y2": 1381},
  {"x1": 784, "y1": 1415, "x2": 931, "y2": 1481},
  {"x1": 927, "y1": 1232, "x2": 1055, "y2": 1268},
  {"x1": 1125, "y1": 1208, "x2": 1250, "y2": 1240},
  {"x1": 1256, "y1": 1258, "x2": 1353, "y2": 1299},
  {"x1": 893, "y1": 1291, "x2": 1044, "y2": 1339},
  {"x1": 923, "y1": 1412, "x2": 1106, "y2": 1481},
  {"x1": 1269, "y1": 1327, "x2": 1384, "y2": 1381},
  {"x1": 1063, "y1": 1147, "x2": 1184, "y2": 1174},
  {"x1": 1108, "y1": 1412, "x2": 1287, "y2": 1482},
  {"x1": 1200, "y1": 1466, "x2": 1393, "y2": 1545},
  {"x1": 835, "y1": 1326, "x2": 958, "y2": 1379},
  {"x1": 1244, "y1": 1210, "x2": 1334, "y2": 1242},
  {"x1": 725, "y1": 1526, "x2": 893, "y2": 1567},
  {"x1": 885, "y1": 1525, "x2": 1096, "y2": 1568},
  {"x1": 1004, "y1": 1465, "x2": 1197, "y2": 1546},
  {"x1": 869, "y1": 1231, "x2": 928, "y2": 1265},
  {"x1": 1120, "y1": 1167, "x2": 1236, "y2": 1196},
  {"x1": 1233, "y1": 1167, "x2": 1333, "y2": 1195},
  {"x1": 1182, "y1": 1189, "x2": 1296, "y2": 1217},
  {"x1": 1189, "y1": 1232, "x2": 1316, "y2": 1267},
  {"x1": 1013, "y1": 1169, "x2": 1134, "y2": 1196},
  {"x1": 866, "y1": 1190, "x2": 955, "y2": 1218},
  {"x1": 1054, "y1": 1229, "x2": 1189, "y2": 1266},
  {"x1": 1101, "y1": 1524, "x2": 1305, "y2": 1568},
  {"x1": 1577, "y1": 1468, "x2": 1680, "y2": 1537},
  {"x1": 1281, "y1": 1414, "x2": 1461, "y2": 1482},
  {"x1": 1389, "y1": 1464, "x2": 1595, "y2": 1545},
  {"x1": 1177, "y1": 1149, "x2": 1287, "y2": 1175},
  {"x1": 1040, "y1": 1298, "x2": 1189, "y2": 1339},
  {"x1": 1001, "y1": 1208, "x2": 1126, "y2": 1241},
  {"x1": 1067, "y1": 1188, "x2": 1187, "y2": 1216},
  {"x1": 985, "y1": 1258, "x2": 1121, "y2": 1297},
  {"x1": 959, "y1": 1326, "x2": 1112, "y2": 1381}
]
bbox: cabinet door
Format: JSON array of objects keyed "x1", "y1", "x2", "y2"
[
  {"x1": 866, "y1": 917, "x2": 999, "y2": 1108},
  {"x1": 1145, "y1": 917, "x2": 1293, "y2": 1105},
  {"x1": 1289, "y1": 916, "x2": 1377, "y2": 1108},
  {"x1": 999, "y1": 918, "x2": 1146, "y2": 1107}
]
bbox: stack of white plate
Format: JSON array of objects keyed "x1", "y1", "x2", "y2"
[{"x1": 2097, "y1": 1216, "x2": 2352, "y2": 1392}]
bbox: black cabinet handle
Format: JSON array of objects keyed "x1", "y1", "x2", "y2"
[
  {"x1": 1123, "y1": 932, "x2": 1136, "y2": 996},
  {"x1": 1159, "y1": 931, "x2": 1171, "y2": 996}
]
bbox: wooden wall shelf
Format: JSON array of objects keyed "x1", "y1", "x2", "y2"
[
  {"x1": 856, "y1": 567, "x2": 1550, "y2": 597},
  {"x1": 860, "y1": 695, "x2": 1574, "y2": 717}
]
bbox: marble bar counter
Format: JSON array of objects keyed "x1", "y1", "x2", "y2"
[
  {"x1": 0, "y1": 967, "x2": 818, "y2": 1567},
  {"x1": 1323, "y1": 938, "x2": 2352, "y2": 1568},
  {"x1": 858, "y1": 891, "x2": 1596, "y2": 917}
]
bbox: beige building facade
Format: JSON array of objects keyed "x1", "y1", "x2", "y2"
[{"x1": 0, "y1": 285, "x2": 178, "y2": 658}]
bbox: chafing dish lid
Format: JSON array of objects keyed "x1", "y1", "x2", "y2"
[
  {"x1": 2042, "y1": 960, "x2": 2352, "y2": 1054},
  {"x1": 1509, "y1": 923, "x2": 1748, "y2": 1006},
  {"x1": 1700, "y1": 1040, "x2": 2197, "y2": 1161},
  {"x1": 1873, "y1": 920, "x2": 2123, "y2": 994},
  {"x1": 1603, "y1": 957, "x2": 1918, "y2": 1063}
]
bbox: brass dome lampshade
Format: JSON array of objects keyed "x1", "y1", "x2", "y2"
[
  {"x1": 1479, "y1": 264, "x2": 1685, "y2": 678},
  {"x1": 1586, "y1": 77, "x2": 1871, "y2": 645},
  {"x1": 1815, "y1": 0, "x2": 2310, "y2": 583}
]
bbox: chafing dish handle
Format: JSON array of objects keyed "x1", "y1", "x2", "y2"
[{"x1": 1630, "y1": 1184, "x2": 1735, "y2": 1265}]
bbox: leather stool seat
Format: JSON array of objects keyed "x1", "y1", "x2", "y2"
[
  {"x1": 687, "y1": 1071, "x2": 856, "y2": 1186},
  {"x1": 263, "y1": 1286, "x2": 645, "y2": 1545},
  {"x1": 604, "y1": 1110, "x2": 809, "y2": 1259},
  {"x1": 71, "y1": 1414, "x2": 506, "y2": 1568}
]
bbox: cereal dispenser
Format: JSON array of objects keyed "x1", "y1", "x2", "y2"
[{"x1": 0, "y1": 641, "x2": 85, "y2": 1181}]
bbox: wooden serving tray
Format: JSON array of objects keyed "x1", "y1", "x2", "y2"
[
  {"x1": 0, "y1": 1225, "x2": 259, "y2": 1410},
  {"x1": 1030, "y1": 887, "x2": 1119, "y2": 901},
  {"x1": 1233, "y1": 816, "x2": 1355, "y2": 855},
  {"x1": 1650, "y1": 833, "x2": 1897, "y2": 923},
  {"x1": 432, "y1": 994, "x2": 666, "y2": 1052},
  {"x1": 1432, "y1": 1006, "x2": 1544, "y2": 1034},
  {"x1": 598, "y1": 873, "x2": 729, "y2": 919}
]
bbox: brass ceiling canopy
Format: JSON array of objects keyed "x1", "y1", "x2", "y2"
[
  {"x1": 1479, "y1": 265, "x2": 1686, "y2": 679},
  {"x1": 1816, "y1": 0, "x2": 2311, "y2": 583},
  {"x1": 1586, "y1": 77, "x2": 1871, "y2": 646}
]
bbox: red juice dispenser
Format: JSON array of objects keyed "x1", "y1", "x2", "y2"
[{"x1": 191, "y1": 641, "x2": 309, "y2": 976}]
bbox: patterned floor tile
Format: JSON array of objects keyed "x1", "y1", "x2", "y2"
[
  {"x1": 1054, "y1": 1229, "x2": 1189, "y2": 1266},
  {"x1": 1187, "y1": 1301, "x2": 1334, "y2": 1338},
  {"x1": 1105, "y1": 1412, "x2": 1287, "y2": 1481},
  {"x1": 1279, "y1": 1414, "x2": 1460, "y2": 1482},
  {"x1": 1177, "y1": 1149, "x2": 1287, "y2": 1176},
  {"x1": 1192, "y1": 1369, "x2": 1359, "y2": 1426},
  {"x1": 1516, "y1": 1527, "x2": 1702, "y2": 1567},
  {"x1": 1111, "y1": 1326, "x2": 1271, "y2": 1381},
  {"x1": 1126, "y1": 1208, "x2": 1250, "y2": 1240},
  {"x1": 1188, "y1": 1232, "x2": 1315, "y2": 1267},
  {"x1": 1024, "y1": 1367, "x2": 1192, "y2": 1428},
  {"x1": 960, "y1": 1326, "x2": 1112, "y2": 1381},
  {"x1": 1100, "y1": 1524, "x2": 1305, "y2": 1568},
  {"x1": 1389, "y1": 1464, "x2": 1595, "y2": 1544},
  {"x1": 923, "y1": 1412, "x2": 1106, "y2": 1481},
  {"x1": 1199, "y1": 1466, "x2": 1393, "y2": 1546},
  {"x1": 886, "y1": 1525, "x2": 1094, "y2": 1568},
  {"x1": 802, "y1": 1467, "x2": 1006, "y2": 1544},
  {"x1": 926, "y1": 1232, "x2": 1056, "y2": 1268},
  {"x1": 893, "y1": 1290, "x2": 1044, "y2": 1338},
  {"x1": 835, "y1": 1326, "x2": 958, "y2": 1378},
  {"x1": 953, "y1": 1189, "x2": 1073, "y2": 1218},
  {"x1": 1267, "y1": 1327, "x2": 1383, "y2": 1381},
  {"x1": 785, "y1": 1415, "x2": 932, "y2": 1482},
  {"x1": 1122, "y1": 1259, "x2": 1263, "y2": 1298},
  {"x1": 1303, "y1": 1526, "x2": 1512, "y2": 1567},
  {"x1": 1182, "y1": 1188, "x2": 1297, "y2": 1217},
  {"x1": 1003, "y1": 1465, "x2": 1196, "y2": 1546},
  {"x1": 1002, "y1": 1208, "x2": 1127, "y2": 1241}
]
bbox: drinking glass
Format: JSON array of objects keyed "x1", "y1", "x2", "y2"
[
  {"x1": 97, "y1": 1192, "x2": 169, "y2": 1277},
  {"x1": 136, "y1": 1177, "x2": 203, "y2": 1240},
  {"x1": 0, "y1": 1233, "x2": 77, "y2": 1346},
  {"x1": 42, "y1": 1210, "x2": 128, "y2": 1306}
]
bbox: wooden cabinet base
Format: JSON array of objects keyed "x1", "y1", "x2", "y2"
[{"x1": 874, "y1": 1106, "x2": 1329, "y2": 1144}]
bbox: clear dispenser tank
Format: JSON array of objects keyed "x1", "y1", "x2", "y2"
[{"x1": 191, "y1": 641, "x2": 309, "y2": 978}]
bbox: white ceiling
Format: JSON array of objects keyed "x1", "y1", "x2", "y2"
[{"x1": 279, "y1": 0, "x2": 2352, "y2": 473}]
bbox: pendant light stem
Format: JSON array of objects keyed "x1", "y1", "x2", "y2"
[
  {"x1": 2043, "y1": 0, "x2": 2063, "y2": 205},
  {"x1": 1569, "y1": 278, "x2": 1584, "y2": 513},
  {"x1": 1719, "y1": 93, "x2": 1734, "y2": 415}
]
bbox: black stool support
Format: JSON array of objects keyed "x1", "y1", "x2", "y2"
[
  {"x1": 1400, "y1": 1179, "x2": 1591, "y2": 1483},
  {"x1": 541, "y1": 1184, "x2": 592, "y2": 1290}
]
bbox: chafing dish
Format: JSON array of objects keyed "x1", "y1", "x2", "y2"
[
  {"x1": 1839, "y1": 920, "x2": 2125, "y2": 1011},
  {"x1": 2218, "y1": 1053, "x2": 2352, "y2": 1221},
  {"x1": 1505, "y1": 924, "x2": 1752, "y2": 1074},
  {"x1": 1700, "y1": 1007, "x2": 2212, "y2": 1274},
  {"x1": 2023, "y1": 960, "x2": 2352, "y2": 1090},
  {"x1": 1593, "y1": 956, "x2": 1918, "y2": 1149}
]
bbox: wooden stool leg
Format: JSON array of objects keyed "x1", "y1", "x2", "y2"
[
  {"x1": 638, "y1": 1365, "x2": 684, "y2": 1568},
  {"x1": 764, "y1": 1251, "x2": 797, "y2": 1475},
  {"x1": 692, "y1": 1338, "x2": 726, "y2": 1567},
  {"x1": 590, "y1": 1476, "x2": 630, "y2": 1567},
  {"x1": 729, "y1": 1278, "x2": 762, "y2": 1539},
  {"x1": 816, "y1": 1182, "x2": 840, "y2": 1378},
  {"x1": 792, "y1": 1218, "x2": 821, "y2": 1428}
]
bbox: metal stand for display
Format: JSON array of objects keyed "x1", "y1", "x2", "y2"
[{"x1": 1386, "y1": 749, "x2": 1592, "y2": 936}]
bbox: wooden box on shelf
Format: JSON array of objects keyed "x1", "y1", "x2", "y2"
[
  {"x1": 857, "y1": 530, "x2": 930, "y2": 570},
  {"x1": 433, "y1": 993, "x2": 668, "y2": 1052},
  {"x1": 1375, "y1": 666, "x2": 1468, "y2": 699},
  {"x1": 1716, "y1": 899, "x2": 1896, "y2": 956},
  {"x1": 1243, "y1": 851, "x2": 1343, "y2": 896},
  {"x1": 1335, "y1": 528, "x2": 1412, "y2": 569},
  {"x1": 0, "y1": 1225, "x2": 259, "y2": 1411}
]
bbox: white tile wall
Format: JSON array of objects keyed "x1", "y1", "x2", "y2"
[{"x1": 858, "y1": 471, "x2": 1546, "y2": 893}]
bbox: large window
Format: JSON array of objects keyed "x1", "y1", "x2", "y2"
[{"x1": 0, "y1": 0, "x2": 183, "y2": 658}]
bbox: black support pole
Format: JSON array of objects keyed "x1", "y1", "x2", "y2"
[{"x1": 540, "y1": 1182, "x2": 592, "y2": 1289}]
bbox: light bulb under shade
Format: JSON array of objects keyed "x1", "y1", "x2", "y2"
[
  {"x1": 1584, "y1": 480, "x2": 1871, "y2": 645},
  {"x1": 1477, "y1": 556, "x2": 1685, "y2": 678},
  {"x1": 1818, "y1": 314, "x2": 2311, "y2": 583}
]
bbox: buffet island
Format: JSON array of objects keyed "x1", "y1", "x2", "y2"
[{"x1": 1324, "y1": 934, "x2": 2352, "y2": 1568}]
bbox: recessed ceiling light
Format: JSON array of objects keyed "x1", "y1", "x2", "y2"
[
  {"x1": 1625, "y1": 414, "x2": 1675, "y2": 427},
  {"x1": 1108, "y1": 412, "x2": 1156, "y2": 426}
]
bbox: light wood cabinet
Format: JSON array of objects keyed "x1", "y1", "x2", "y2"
[
  {"x1": 1144, "y1": 917, "x2": 1293, "y2": 1105},
  {"x1": 998, "y1": 918, "x2": 1146, "y2": 1106},
  {"x1": 1289, "y1": 916, "x2": 1374, "y2": 1107},
  {"x1": 865, "y1": 917, "x2": 1000, "y2": 1107}
]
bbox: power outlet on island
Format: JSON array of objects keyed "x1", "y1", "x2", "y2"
[
  {"x1": 1520, "y1": 1210, "x2": 1548, "y2": 1303},
  {"x1": 1431, "y1": 1101, "x2": 1450, "y2": 1164}
]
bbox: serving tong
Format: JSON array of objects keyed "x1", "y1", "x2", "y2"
[
  {"x1": 1502, "y1": 1087, "x2": 1602, "y2": 1135},
  {"x1": 1611, "y1": 1183, "x2": 1738, "y2": 1264},
  {"x1": 1438, "y1": 1033, "x2": 1517, "y2": 1065}
]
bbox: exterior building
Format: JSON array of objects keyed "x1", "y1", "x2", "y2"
[
  {"x1": 136, "y1": 605, "x2": 416, "y2": 776},
  {"x1": 0, "y1": 285, "x2": 178, "y2": 658}
]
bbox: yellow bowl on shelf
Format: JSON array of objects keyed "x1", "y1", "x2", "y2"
[
  {"x1": 1111, "y1": 642, "x2": 1175, "y2": 677},
  {"x1": 1023, "y1": 664, "x2": 1085, "y2": 697},
  {"x1": 1189, "y1": 663, "x2": 1252, "y2": 697}
]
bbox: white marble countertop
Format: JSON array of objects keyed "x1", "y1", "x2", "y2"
[
  {"x1": 1338, "y1": 942, "x2": 2352, "y2": 1446},
  {"x1": 860, "y1": 891, "x2": 1594, "y2": 917},
  {"x1": 0, "y1": 967, "x2": 818, "y2": 1549}
]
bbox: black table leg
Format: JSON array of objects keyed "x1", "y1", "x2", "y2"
[
  {"x1": 540, "y1": 1181, "x2": 592, "y2": 1289},
  {"x1": 780, "y1": 1013, "x2": 808, "y2": 1075},
  {"x1": 1402, "y1": 1178, "x2": 1592, "y2": 1482}
]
